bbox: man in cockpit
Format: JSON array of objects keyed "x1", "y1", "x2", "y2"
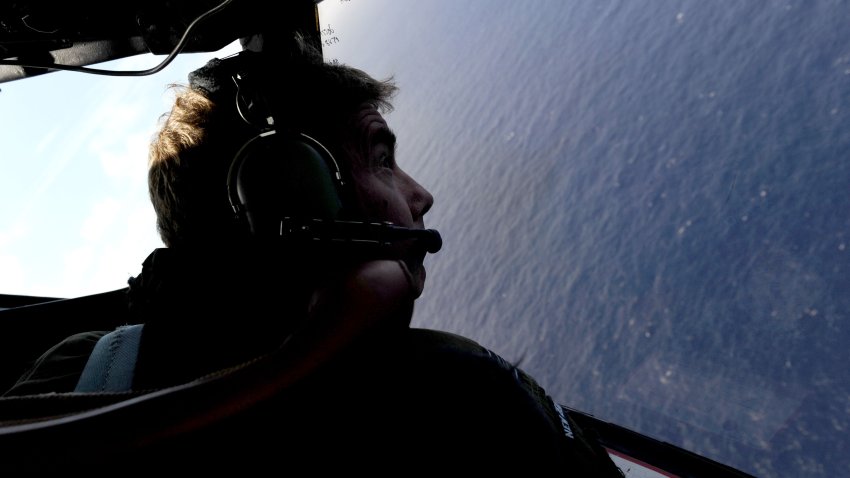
[{"x1": 3, "y1": 35, "x2": 622, "y2": 475}]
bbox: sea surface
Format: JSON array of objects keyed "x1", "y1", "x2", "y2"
[{"x1": 320, "y1": 1, "x2": 850, "y2": 476}]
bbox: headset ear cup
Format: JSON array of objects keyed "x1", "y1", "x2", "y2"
[{"x1": 228, "y1": 132, "x2": 344, "y2": 238}]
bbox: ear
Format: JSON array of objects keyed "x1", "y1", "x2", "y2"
[{"x1": 228, "y1": 131, "x2": 345, "y2": 237}]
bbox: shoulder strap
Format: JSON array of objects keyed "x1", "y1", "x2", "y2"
[{"x1": 75, "y1": 324, "x2": 144, "y2": 393}]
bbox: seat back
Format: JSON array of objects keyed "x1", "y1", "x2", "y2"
[{"x1": 0, "y1": 288, "x2": 132, "y2": 392}]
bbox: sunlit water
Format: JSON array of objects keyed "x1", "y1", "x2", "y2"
[{"x1": 320, "y1": 1, "x2": 850, "y2": 476}]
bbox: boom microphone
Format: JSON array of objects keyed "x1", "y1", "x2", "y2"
[
  {"x1": 278, "y1": 218, "x2": 442, "y2": 254},
  {"x1": 382, "y1": 224, "x2": 442, "y2": 254}
]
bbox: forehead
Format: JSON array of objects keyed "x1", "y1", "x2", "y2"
[{"x1": 353, "y1": 103, "x2": 389, "y2": 137}]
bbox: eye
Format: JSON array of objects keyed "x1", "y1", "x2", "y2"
[
  {"x1": 373, "y1": 143, "x2": 395, "y2": 170},
  {"x1": 378, "y1": 152, "x2": 393, "y2": 169}
]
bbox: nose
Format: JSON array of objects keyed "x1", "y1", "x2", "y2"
[{"x1": 401, "y1": 169, "x2": 434, "y2": 224}]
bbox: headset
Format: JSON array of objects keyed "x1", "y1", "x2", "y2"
[{"x1": 221, "y1": 52, "x2": 442, "y2": 254}]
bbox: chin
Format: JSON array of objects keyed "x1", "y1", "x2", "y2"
[{"x1": 409, "y1": 262, "x2": 426, "y2": 298}]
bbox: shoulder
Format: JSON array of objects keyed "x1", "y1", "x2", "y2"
[
  {"x1": 400, "y1": 328, "x2": 544, "y2": 393},
  {"x1": 380, "y1": 328, "x2": 623, "y2": 476},
  {"x1": 399, "y1": 328, "x2": 560, "y2": 423},
  {"x1": 341, "y1": 328, "x2": 573, "y2": 468},
  {"x1": 3, "y1": 330, "x2": 109, "y2": 396}
]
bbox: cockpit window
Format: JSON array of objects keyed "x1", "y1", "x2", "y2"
[{"x1": 0, "y1": 43, "x2": 240, "y2": 298}]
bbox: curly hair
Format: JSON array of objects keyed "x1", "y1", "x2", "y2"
[{"x1": 148, "y1": 38, "x2": 397, "y2": 248}]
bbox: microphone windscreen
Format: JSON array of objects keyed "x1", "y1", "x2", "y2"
[{"x1": 420, "y1": 229, "x2": 442, "y2": 253}]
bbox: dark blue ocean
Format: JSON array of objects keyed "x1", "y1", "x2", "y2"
[{"x1": 321, "y1": 1, "x2": 850, "y2": 476}]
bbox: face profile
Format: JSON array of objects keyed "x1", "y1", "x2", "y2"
[{"x1": 338, "y1": 104, "x2": 435, "y2": 295}]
